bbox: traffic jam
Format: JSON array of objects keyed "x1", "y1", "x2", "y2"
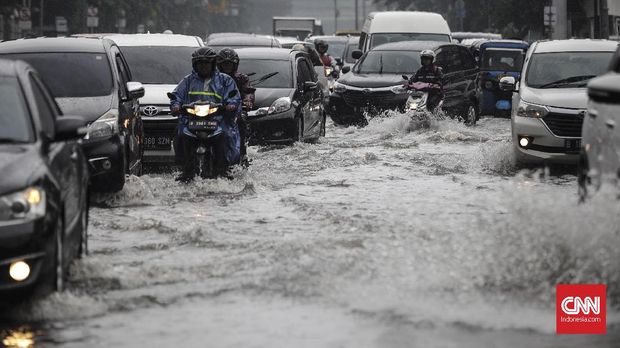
[{"x1": 0, "y1": 1, "x2": 619, "y2": 347}]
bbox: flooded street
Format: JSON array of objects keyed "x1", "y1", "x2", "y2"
[{"x1": 2, "y1": 115, "x2": 620, "y2": 347}]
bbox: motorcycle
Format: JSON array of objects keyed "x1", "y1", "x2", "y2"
[
  {"x1": 400, "y1": 78, "x2": 445, "y2": 129},
  {"x1": 168, "y1": 90, "x2": 238, "y2": 179}
]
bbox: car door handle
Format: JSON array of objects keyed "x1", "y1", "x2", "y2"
[{"x1": 606, "y1": 120, "x2": 615, "y2": 129}]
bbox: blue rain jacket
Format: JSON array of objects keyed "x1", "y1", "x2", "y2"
[{"x1": 171, "y1": 70, "x2": 242, "y2": 165}]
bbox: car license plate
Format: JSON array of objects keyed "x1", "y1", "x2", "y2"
[
  {"x1": 145, "y1": 135, "x2": 171, "y2": 150},
  {"x1": 564, "y1": 139, "x2": 581, "y2": 151}
]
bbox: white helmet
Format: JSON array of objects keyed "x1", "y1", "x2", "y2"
[{"x1": 420, "y1": 50, "x2": 436, "y2": 63}]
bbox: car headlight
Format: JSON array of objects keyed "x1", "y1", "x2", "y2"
[
  {"x1": 333, "y1": 81, "x2": 347, "y2": 94},
  {"x1": 268, "y1": 97, "x2": 292, "y2": 114},
  {"x1": 516, "y1": 100, "x2": 549, "y2": 118},
  {"x1": 391, "y1": 85, "x2": 408, "y2": 94},
  {"x1": 0, "y1": 187, "x2": 46, "y2": 221},
  {"x1": 84, "y1": 109, "x2": 119, "y2": 140}
]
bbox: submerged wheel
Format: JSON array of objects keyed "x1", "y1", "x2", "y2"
[
  {"x1": 578, "y1": 149, "x2": 590, "y2": 202},
  {"x1": 465, "y1": 104, "x2": 477, "y2": 126},
  {"x1": 293, "y1": 117, "x2": 303, "y2": 143}
]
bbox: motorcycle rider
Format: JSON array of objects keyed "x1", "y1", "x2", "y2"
[
  {"x1": 409, "y1": 50, "x2": 444, "y2": 112},
  {"x1": 314, "y1": 39, "x2": 338, "y2": 78},
  {"x1": 216, "y1": 48, "x2": 255, "y2": 167},
  {"x1": 170, "y1": 47, "x2": 241, "y2": 182}
]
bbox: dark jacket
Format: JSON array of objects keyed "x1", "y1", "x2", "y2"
[{"x1": 411, "y1": 64, "x2": 444, "y2": 95}]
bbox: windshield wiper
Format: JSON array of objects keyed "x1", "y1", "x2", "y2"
[
  {"x1": 538, "y1": 75, "x2": 596, "y2": 89},
  {"x1": 251, "y1": 72, "x2": 279, "y2": 86}
]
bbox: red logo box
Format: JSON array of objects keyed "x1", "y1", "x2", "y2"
[{"x1": 556, "y1": 284, "x2": 606, "y2": 334}]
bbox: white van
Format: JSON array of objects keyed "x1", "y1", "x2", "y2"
[{"x1": 358, "y1": 11, "x2": 452, "y2": 53}]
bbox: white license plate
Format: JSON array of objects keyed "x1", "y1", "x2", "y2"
[
  {"x1": 145, "y1": 136, "x2": 171, "y2": 149},
  {"x1": 564, "y1": 139, "x2": 581, "y2": 150}
]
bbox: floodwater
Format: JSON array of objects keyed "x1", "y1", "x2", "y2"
[{"x1": 2, "y1": 114, "x2": 619, "y2": 347}]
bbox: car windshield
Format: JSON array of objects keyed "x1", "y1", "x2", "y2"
[
  {"x1": 526, "y1": 51, "x2": 614, "y2": 88},
  {"x1": 370, "y1": 33, "x2": 450, "y2": 48},
  {"x1": 481, "y1": 48, "x2": 524, "y2": 72},
  {"x1": 120, "y1": 46, "x2": 197, "y2": 84},
  {"x1": 356, "y1": 50, "x2": 420, "y2": 74},
  {"x1": 237, "y1": 59, "x2": 292, "y2": 88},
  {"x1": 324, "y1": 41, "x2": 346, "y2": 58},
  {"x1": 345, "y1": 43, "x2": 358, "y2": 63},
  {"x1": 0, "y1": 77, "x2": 33, "y2": 143},
  {"x1": 3, "y1": 52, "x2": 113, "y2": 98}
]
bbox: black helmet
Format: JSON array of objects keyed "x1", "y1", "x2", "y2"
[
  {"x1": 192, "y1": 47, "x2": 217, "y2": 70},
  {"x1": 314, "y1": 39, "x2": 328, "y2": 54},
  {"x1": 217, "y1": 47, "x2": 240, "y2": 71}
]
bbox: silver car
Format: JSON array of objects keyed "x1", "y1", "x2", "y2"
[
  {"x1": 500, "y1": 40, "x2": 618, "y2": 165},
  {"x1": 580, "y1": 47, "x2": 620, "y2": 199}
]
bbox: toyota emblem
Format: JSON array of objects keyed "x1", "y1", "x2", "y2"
[{"x1": 143, "y1": 106, "x2": 159, "y2": 116}]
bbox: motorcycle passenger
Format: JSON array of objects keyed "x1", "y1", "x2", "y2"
[
  {"x1": 314, "y1": 39, "x2": 338, "y2": 78},
  {"x1": 170, "y1": 47, "x2": 241, "y2": 182},
  {"x1": 409, "y1": 50, "x2": 444, "y2": 112},
  {"x1": 216, "y1": 48, "x2": 254, "y2": 167}
]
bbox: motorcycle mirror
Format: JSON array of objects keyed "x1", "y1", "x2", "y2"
[{"x1": 402, "y1": 75, "x2": 409, "y2": 81}]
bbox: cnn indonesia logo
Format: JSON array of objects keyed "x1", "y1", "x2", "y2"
[{"x1": 556, "y1": 284, "x2": 606, "y2": 334}]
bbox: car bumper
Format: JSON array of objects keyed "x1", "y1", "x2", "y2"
[
  {"x1": 81, "y1": 134, "x2": 124, "y2": 189},
  {"x1": 247, "y1": 108, "x2": 296, "y2": 144},
  {"x1": 0, "y1": 217, "x2": 52, "y2": 292},
  {"x1": 512, "y1": 115, "x2": 581, "y2": 164},
  {"x1": 328, "y1": 91, "x2": 409, "y2": 124}
]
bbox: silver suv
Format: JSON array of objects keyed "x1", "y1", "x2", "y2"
[
  {"x1": 580, "y1": 45, "x2": 620, "y2": 199},
  {"x1": 500, "y1": 40, "x2": 618, "y2": 165},
  {"x1": 105, "y1": 33, "x2": 204, "y2": 165}
]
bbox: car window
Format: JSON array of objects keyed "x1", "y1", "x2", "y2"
[
  {"x1": 526, "y1": 51, "x2": 614, "y2": 88},
  {"x1": 237, "y1": 59, "x2": 293, "y2": 88},
  {"x1": 481, "y1": 48, "x2": 523, "y2": 72},
  {"x1": 3, "y1": 52, "x2": 114, "y2": 98},
  {"x1": 437, "y1": 47, "x2": 462, "y2": 73},
  {"x1": 115, "y1": 54, "x2": 130, "y2": 100},
  {"x1": 370, "y1": 33, "x2": 451, "y2": 49},
  {"x1": 356, "y1": 50, "x2": 421, "y2": 74},
  {"x1": 458, "y1": 46, "x2": 476, "y2": 70},
  {"x1": 345, "y1": 43, "x2": 358, "y2": 63},
  {"x1": 119, "y1": 46, "x2": 196, "y2": 84},
  {"x1": 29, "y1": 74, "x2": 56, "y2": 138},
  {"x1": 0, "y1": 77, "x2": 34, "y2": 143}
]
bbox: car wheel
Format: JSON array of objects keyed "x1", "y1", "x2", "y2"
[
  {"x1": 38, "y1": 217, "x2": 64, "y2": 296},
  {"x1": 465, "y1": 104, "x2": 477, "y2": 126},
  {"x1": 578, "y1": 149, "x2": 590, "y2": 203}
]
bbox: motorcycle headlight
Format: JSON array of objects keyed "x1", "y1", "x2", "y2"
[
  {"x1": 391, "y1": 85, "x2": 408, "y2": 94},
  {"x1": 333, "y1": 81, "x2": 347, "y2": 94},
  {"x1": 84, "y1": 109, "x2": 119, "y2": 140},
  {"x1": 188, "y1": 105, "x2": 218, "y2": 117},
  {"x1": 0, "y1": 187, "x2": 46, "y2": 221},
  {"x1": 325, "y1": 67, "x2": 333, "y2": 77},
  {"x1": 268, "y1": 97, "x2": 292, "y2": 114},
  {"x1": 516, "y1": 100, "x2": 549, "y2": 118}
]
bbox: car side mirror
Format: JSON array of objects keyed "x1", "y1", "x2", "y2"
[
  {"x1": 402, "y1": 75, "x2": 409, "y2": 81},
  {"x1": 341, "y1": 66, "x2": 351, "y2": 74},
  {"x1": 335, "y1": 57, "x2": 343, "y2": 66},
  {"x1": 499, "y1": 76, "x2": 517, "y2": 92},
  {"x1": 55, "y1": 116, "x2": 88, "y2": 141},
  {"x1": 351, "y1": 49, "x2": 363, "y2": 60},
  {"x1": 127, "y1": 81, "x2": 145, "y2": 100},
  {"x1": 304, "y1": 81, "x2": 318, "y2": 92}
]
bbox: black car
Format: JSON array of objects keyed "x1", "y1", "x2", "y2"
[
  {"x1": 0, "y1": 59, "x2": 89, "y2": 297},
  {"x1": 330, "y1": 41, "x2": 480, "y2": 126},
  {"x1": 237, "y1": 48, "x2": 325, "y2": 144},
  {"x1": 0, "y1": 37, "x2": 145, "y2": 192}
]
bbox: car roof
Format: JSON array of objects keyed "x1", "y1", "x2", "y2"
[
  {"x1": 533, "y1": 39, "x2": 619, "y2": 53},
  {"x1": 480, "y1": 39, "x2": 529, "y2": 49},
  {"x1": 371, "y1": 40, "x2": 449, "y2": 51},
  {"x1": 235, "y1": 47, "x2": 295, "y2": 60},
  {"x1": 104, "y1": 33, "x2": 203, "y2": 47},
  {"x1": 0, "y1": 37, "x2": 109, "y2": 53},
  {"x1": 207, "y1": 35, "x2": 279, "y2": 47},
  {"x1": 0, "y1": 58, "x2": 20, "y2": 76},
  {"x1": 363, "y1": 11, "x2": 451, "y2": 35},
  {"x1": 452, "y1": 32, "x2": 502, "y2": 40},
  {"x1": 306, "y1": 35, "x2": 349, "y2": 43}
]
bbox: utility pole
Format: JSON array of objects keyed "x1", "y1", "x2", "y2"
[
  {"x1": 362, "y1": 0, "x2": 366, "y2": 19},
  {"x1": 355, "y1": 0, "x2": 359, "y2": 31},
  {"x1": 334, "y1": 0, "x2": 338, "y2": 32},
  {"x1": 39, "y1": 0, "x2": 43, "y2": 35}
]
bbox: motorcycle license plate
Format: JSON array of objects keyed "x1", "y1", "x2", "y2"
[{"x1": 188, "y1": 120, "x2": 218, "y2": 130}]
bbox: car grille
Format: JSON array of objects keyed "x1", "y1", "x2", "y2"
[
  {"x1": 542, "y1": 112, "x2": 585, "y2": 138},
  {"x1": 342, "y1": 90, "x2": 403, "y2": 109}
]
